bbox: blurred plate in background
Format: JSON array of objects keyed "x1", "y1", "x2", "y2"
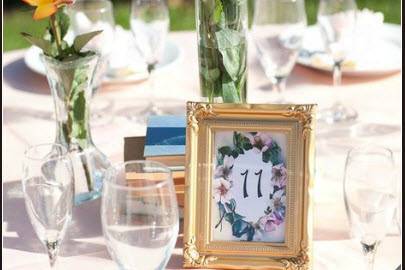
[
  {"x1": 298, "y1": 23, "x2": 401, "y2": 77},
  {"x1": 24, "y1": 31, "x2": 182, "y2": 85}
]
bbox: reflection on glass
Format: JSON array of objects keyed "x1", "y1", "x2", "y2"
[
  {"x1": 101, "y1": 161, "x2": 179, "y2": 270},
  {"x1": 344, "y1": 145, "x2": 397, "y2": 270},
  {"x1": 22, "y1": 143, "x2": 74, "y2": 268},
  {"x1": 252, "y1": 0, "x2": 307, "y2": 102}
]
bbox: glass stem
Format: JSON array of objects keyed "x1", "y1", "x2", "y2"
[
  {"x1": 333, "y1": 61, "x2": 342, "y2": 86},
  {"x1": 46, "y1": 240, "x2": 60, "y2": 268},
  {"x1": 147, "y1": 64, "x2": 156, "y2": 109},
  {"x1": 273, "y1": 77, "x2": 287, "y2": 103},
  {"x1": 361, "y1": 241, "x2": 379, "y2": 270}
]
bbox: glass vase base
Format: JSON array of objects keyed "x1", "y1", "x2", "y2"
[
  {"x1": 317, "y1": 102, "x2": 358, "y2": 124},
  {"x1": 74, "y1": 190, "x2": 101, "y2": 205}
]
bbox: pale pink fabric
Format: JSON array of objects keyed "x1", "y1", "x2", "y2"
[{"x1": 3, "y1": 31, "x2": 402, "y2": 269}]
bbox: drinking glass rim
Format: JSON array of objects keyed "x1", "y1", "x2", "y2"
[
  {"x1": 24, "y1": 143, "x2": 69, "y2": 161},
  {"x1": 347, "y1": 144, "x2": 394, "y2": 159},
  {"x1": 105, "y1": 160, "x2": 173, "y2": 191},
  {"x1": 70, "y1": 0, "x2": 113, "y2": 13}
]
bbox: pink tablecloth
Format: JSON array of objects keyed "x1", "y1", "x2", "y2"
[{"x1": 3, "y1": 31, "x2": 402, "y2": 269}]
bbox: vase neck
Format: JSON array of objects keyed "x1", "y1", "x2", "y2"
[{"x1": 42, "y1": 55, "x2": 99, "y2": 151}]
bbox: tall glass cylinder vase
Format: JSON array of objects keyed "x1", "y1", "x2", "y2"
[
  {"x1": 196, "y1": 0, "x2": 248, "y2": 103},
  {"x1": 41, "y1": 54, "x2": 111, "y2": 205}
]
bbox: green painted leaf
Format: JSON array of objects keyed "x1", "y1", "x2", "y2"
[
  {"x1": 242, "y1": 137, "x2": 252, "y2": 150},
  {"x1": 73, "y1": 30, "x2": 103, "y2": 52},
  {"x1": 230, "y1": 199, "x2": 236, "y2": 210},
  {"x1": 231, "y1": 150, "x2": 239, "y2": 159},
  {"x1": 21, "y1": 32, "x2": 53, "y2": 55},
  {"x1": 218, "y1": 146, "x2": 232, "y2": 156},
  {"x1": 233, "y1": 213, "x2": 245, "y2": 221},
  {"x1": 232, "y1": 219, "x2": 251, "y2": 238},
  {"x1": 246, "y1": 225, "x2": 255, "y2": 241},
  {"x1": 224, "y1": 212, "x2": 234, "y2": 224},
  {"x1": 262, "y1": 149, "x2": 271, "y2": 163}
]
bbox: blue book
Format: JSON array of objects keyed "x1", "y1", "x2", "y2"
[{"x1": 144, "y1": 116, "x2": 186, "y2": 160}]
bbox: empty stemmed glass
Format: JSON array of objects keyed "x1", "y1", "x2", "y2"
[
  {"x1": 344, "y1": 145, "x2": 397, "y2": 270},
  {"x1": 68, "y1": 0, "x2": 116, "y2": 126},
  {"x1": 22, "y1": 143, "x2": 74, "y2": 268},
  {"x1": 101, "y1": 161, "x2": 179, "y2": 270},
  {"x1": 251, "y1": 0, "x2": 307, "y2": 103},
  {"x1": 128, "y1": 0, "x2": 169, "y2": 123},
  {"x1": 317, "y1": 0, "x2": 358, "y2": 123}
]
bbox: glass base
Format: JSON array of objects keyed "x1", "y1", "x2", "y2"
[
  {"x1": 317, "y1": 102, "x2": 358, "y2": 124},
  {"x1": 74, "y1": 190, "x2": 101, "y2": 205}
]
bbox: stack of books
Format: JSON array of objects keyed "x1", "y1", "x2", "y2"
[
  {"x1": 144, "y1": 115, "x2": 186, "y2": 169},
  {"x1": 124, "y1": 115, "x2": 186, "y2": 207}
]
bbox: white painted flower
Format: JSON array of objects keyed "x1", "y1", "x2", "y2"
[
  {"x1": 271, "y1": 163, "x2": 287, "y2": 188},
  {"x1": 269, "y1": 189, "x2": 286, "y2": 212},
  {"x1": 245, "y1": 132, "x2": 273, "y2": 153},
  {"x1": 213, "y1": 177, "x2": 232, "y2": 203},
  {"x1": 215, "y1": 155, "x2": 234, "y2": 180}
]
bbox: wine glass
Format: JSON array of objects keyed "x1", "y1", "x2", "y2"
[
  {"x1": 128, "y1": 0, "x2": 169, "y2": 123},
  {"x1": 68, "y1": 0, "x2": 116, "y2": 126},
  {"x1": 343, "y1": 145, "x2": 397, "y2": 270},
  {"x1": 317, "y1": 0, "x2": 358, "y2": 123},
  {"x1": 101, "y1": 160, "x2": 179, "y2": 270},
  {"x1": 251, "y1": 0, "x2": 307, "y2": 103},
  {"x1": 22, "y1": 143, "x2": 74, "y2": 268}
]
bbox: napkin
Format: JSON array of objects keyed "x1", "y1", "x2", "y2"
[
  {"x1": 107, "y1": 26, "x2": 148, "y2": 79},
  {"x1": 310, "y1": 9, "x2": 394, "y2": 71}
]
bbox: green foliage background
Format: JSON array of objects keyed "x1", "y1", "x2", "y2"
[{"x1": 3, "y1": 0, "x2": 401, "y2": 51}]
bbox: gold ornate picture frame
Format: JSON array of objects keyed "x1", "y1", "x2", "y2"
[{"x1": 183, "y1": 102, "x2": 316, "y2": 270}]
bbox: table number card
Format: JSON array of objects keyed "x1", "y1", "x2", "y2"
[
  {"x1": 211, "y1": 131, "x2": 287, "y2": 243},
  {"x1": 183, "y1": 102, "x2": 316, "y2": 270}
]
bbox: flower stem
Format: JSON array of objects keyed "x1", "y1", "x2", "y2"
[{"x1": 50, "y1": 14, "x2": 62, "y2": 55}]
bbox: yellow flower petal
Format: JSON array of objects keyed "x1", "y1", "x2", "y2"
[
  {"x1": 22, "y1": 0, "x2": 41, "y2": 6},
  {"x1": 33, "y1": 2, "x2": 57, "y2": 20}
]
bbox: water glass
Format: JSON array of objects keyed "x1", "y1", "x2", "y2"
[
  {"x1": 344, "y1": 145, "x2": 397, "y2": 270},
  {"x1": 101, "y1": 161, "x2": 179, "y2": 270},
  {"x1": 251, "y1": 0, "x2": 307, "y2": 102},
  {"x1": 68, "y1": 0, "x2": 115, "y2": 90},
  {"x1": 126, "y1": 0, "x2": 169, "y2": 123},
  {"x1": 317, "y1": 0, "x2": 358, "y2": 123},
  {"x1": 22, "y1": 143, "x2": 74, "y2": 268}
]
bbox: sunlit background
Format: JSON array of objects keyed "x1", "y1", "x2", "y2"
[{"x1": 3, "y1": 0, "x2": 401, "y2": 51}]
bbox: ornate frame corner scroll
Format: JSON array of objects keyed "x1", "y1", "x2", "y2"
[{"x1": 183, "y1": 102, "x2": 316, "y2": 270}]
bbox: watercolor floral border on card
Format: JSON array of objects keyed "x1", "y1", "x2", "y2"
[{"x1": 212, "y1": 131, "x2": 287, "y2": 242}]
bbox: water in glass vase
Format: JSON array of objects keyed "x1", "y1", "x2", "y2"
[{"x1": 198, "y1": 39, "x2": 247, "y2": 103}]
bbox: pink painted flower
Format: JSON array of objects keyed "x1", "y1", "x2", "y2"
[
  {"x1": 214, "y1": 155, "x2": 234, "y2": 180},
  {"x1": 213, "y1": 177, "x2": 232, "y2": 203},
  {"x1": 271, "y1": 163, "x2": 287, "y2": 188},
  {"x1": 245, "y1": 132, "x2": 272, "y2": 153},
  {"x1": 258, "y1": 212, "x2": 283, "y2": 232}
]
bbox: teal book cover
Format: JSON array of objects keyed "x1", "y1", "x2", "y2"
[{"x1": 144, "y1": 115, "x2": 186, "y2": 157}]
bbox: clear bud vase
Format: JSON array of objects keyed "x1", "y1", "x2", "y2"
[
  {"x1": 196, "y1": 0, "x2": 248, "y2": 103},
  {"x1": 41, "y1": 54, "x2": 111, "y2": 205}
]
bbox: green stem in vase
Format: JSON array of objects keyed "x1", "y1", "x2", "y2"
[
  {"x1": 197, "y1": 0, "x2": 247, "y2": 103},
  {"x1": 50, "y1": 14, "x2": 63, "y2": 55}
]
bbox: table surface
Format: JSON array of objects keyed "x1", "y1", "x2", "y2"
[{"x1": 3, "y1": 31, "x2": 402, "y2": 270}]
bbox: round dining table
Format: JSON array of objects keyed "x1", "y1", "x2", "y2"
[{"x1": 3, "y1": 31, "x2": 402, "y2": 269}]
